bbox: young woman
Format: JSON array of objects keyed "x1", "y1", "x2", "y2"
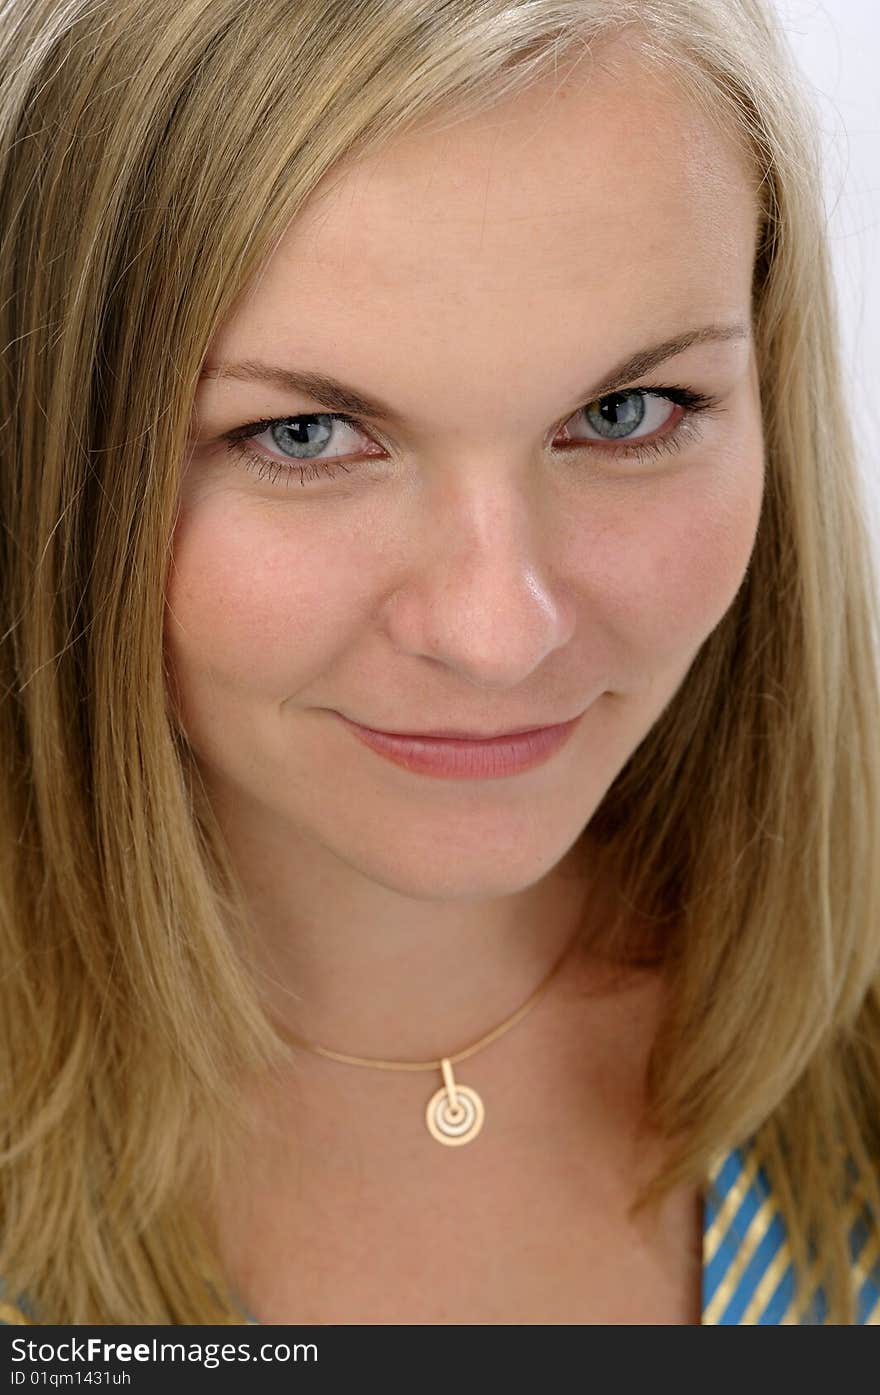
[{"x1": 0, "y1": 0, "x2": 878, "y2": 1325}]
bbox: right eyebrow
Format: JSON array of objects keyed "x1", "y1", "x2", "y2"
[{"x1": 197, "y1": 321, "x2": 750, "y2": 424}]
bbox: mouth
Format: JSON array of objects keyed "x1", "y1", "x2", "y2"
[
  {"x1": 354, "y1": 725, "x2": 569, "y2": 747},
  {"x1": 331, "y1": 709, "x2": 587, "y2": 780},
  {"x1": 335, "y1": 715, "x2": 584, "y2": 741}
]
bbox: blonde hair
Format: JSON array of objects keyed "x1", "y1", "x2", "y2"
[{"x1": 1, "y1": 0, "x2": 878, "y2": 1324}]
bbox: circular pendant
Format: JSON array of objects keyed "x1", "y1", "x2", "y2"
[{"x1": 425, "y1": 1059, "x2": 485, "y2": 1146}]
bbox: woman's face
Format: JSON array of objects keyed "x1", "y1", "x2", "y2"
[{"x1": 165, "y1": 44, "x2": 765, "y2": 901}]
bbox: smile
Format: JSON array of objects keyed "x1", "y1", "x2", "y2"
[{"x1": 333, "y1": 712, "x2": 585, "y2": 780}]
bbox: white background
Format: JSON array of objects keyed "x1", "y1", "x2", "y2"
[{"x1": 772, "y1": 0, "x2": 880, "y2": 566}]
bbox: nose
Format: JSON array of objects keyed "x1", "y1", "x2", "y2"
[{"x1": 383, "y1": 468, "x2": 576, "y2": 689}]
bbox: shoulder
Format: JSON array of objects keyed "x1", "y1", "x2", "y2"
[{"x1": 703, "y1": 1139, "x2": 880, "y2": 1324}]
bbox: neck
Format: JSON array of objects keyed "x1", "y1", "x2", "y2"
[{"x1": 199, "y1": 768, "x2": 650, "y2": 1061}]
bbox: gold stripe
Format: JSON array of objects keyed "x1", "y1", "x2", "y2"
[
  {"x1": 704, "y1": 1147, "x2": 762, "y2": 1268},
  {"x1": 0, "y1": 1299, "x2": 31, "y2": 1325},
  {"x1": 706, "y1": 1149, "x2": 734, "y2": 1186},
  {"x1": 703, "y1": 1191, "x2": 776, "y2": 1324},
  {"x1": 738, "y1": 1231, "x2": 793, "y2": 1325}
]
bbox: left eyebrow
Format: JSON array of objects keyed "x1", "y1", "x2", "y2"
[
  {"x1": 198, "y1": 321, "x2": 750, "y2": 422},
  {"x1": 586, "y1": 322, "x2": 750, "y2": 398}
]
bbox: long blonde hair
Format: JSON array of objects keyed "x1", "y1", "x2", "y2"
[{"x1": 1, "y1": 0, "x2": 878, "y2": 1324}]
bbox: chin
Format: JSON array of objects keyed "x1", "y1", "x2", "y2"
[{"x1": 338, "y1": 836, "x2": 583, "y2": 902}]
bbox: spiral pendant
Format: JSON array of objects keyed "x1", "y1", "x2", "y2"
[{"x1": 425, "y1": 1057, "x2": 485, "y2": 1146}]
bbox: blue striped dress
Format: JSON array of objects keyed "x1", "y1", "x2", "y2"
[{"x1": 703, "y1": 1141, "x2": 880, "y2": 1323}]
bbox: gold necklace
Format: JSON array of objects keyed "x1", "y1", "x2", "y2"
[{"x1": 276, "y1": 928, "x2": 582, "y2": 1147}]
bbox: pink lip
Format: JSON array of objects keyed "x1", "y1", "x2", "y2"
[{"x1": 335, "y1": 711, "x2": 584, "y2": 779}]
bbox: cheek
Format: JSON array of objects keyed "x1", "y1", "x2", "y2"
[
  {"x1": 163, "y1": 493, "x2": 373, "y2": 715},
  {"x1": 584, "y1": 445, "x2": 764, "y2": 677}
]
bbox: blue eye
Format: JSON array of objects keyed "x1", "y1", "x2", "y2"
[
  {"x1": 558, "y1": 386, "x2": 720, "y2": 453},
  {"x1": 585, "y1": 391, "x2": 649, "y2": 438},
  {"x1": 221, "y1": 384, "x2": 722, "y2": 489},
  {"x1": 222, "y1": 412, "x2": 378, "y2": 487},
  {"x1": 258, "y1": 414, "x2": 365, "y2": 461}
]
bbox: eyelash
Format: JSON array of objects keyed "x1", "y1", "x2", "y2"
[{"x1": 221, "y1": 384, "x2": 722, "y2": 490}]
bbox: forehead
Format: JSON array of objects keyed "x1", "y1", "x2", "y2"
[{"x1": 204, "y1": 39, "x2": 759, "y2": 411}]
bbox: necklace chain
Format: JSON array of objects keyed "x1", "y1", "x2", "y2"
[{"x1": 275, "y1": 926, "x2": 582, "y2": 1071}]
